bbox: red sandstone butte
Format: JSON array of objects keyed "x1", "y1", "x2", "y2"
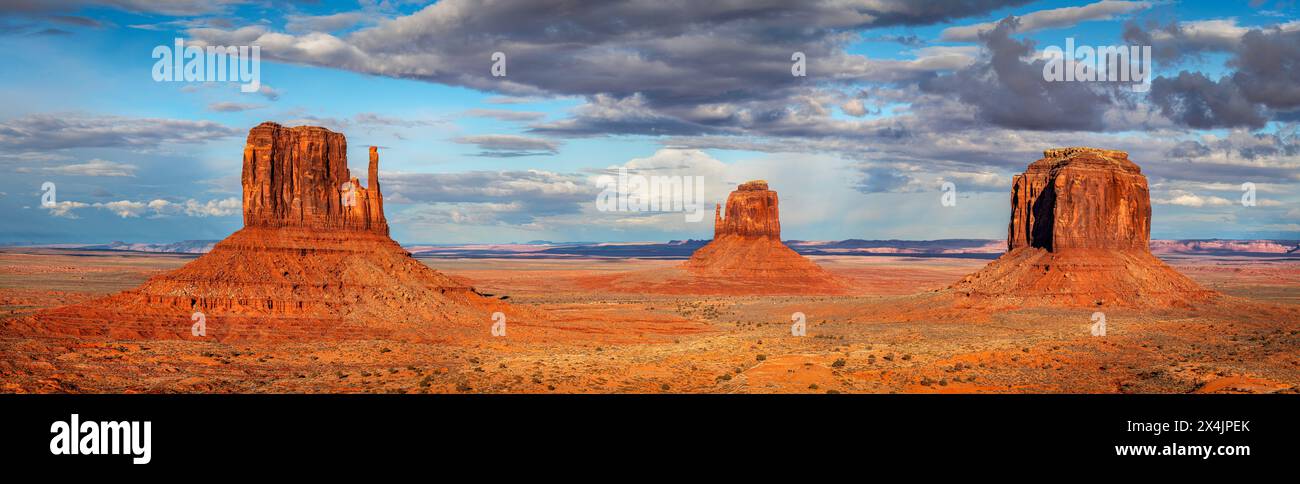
[
  {"x1": 685, "y1": 180, "x2": 843, "y2": 292},
  {"x1": 17, "y1": 122, "x2": 512, "y2": 342},
  {"x1": 712, "y1": 180, "x2": 781, "y2": 240},
  {"x1": 1007, "y1": 147, "x2": 1149, "y2": 251},
  {"x1": 242, "y1": 123, "x2": 388, "y2": 233},
  {"x1": 951, "y1": 147, "x2": 1216, "y2": 308}
]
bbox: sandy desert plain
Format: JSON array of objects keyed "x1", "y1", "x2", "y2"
[{"x1": 1, "y1": 247, "x2": 1297, "y2": 394}]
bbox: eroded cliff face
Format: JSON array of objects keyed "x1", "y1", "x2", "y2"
[
  {"x1": 242, "y1": 122, "x2": 388, "y2": 234},
  {"x1": 951, "y1": 148, "x2": 1214, "y2": 308},
  {"x1": 1007, "y1": 148, "x2": 1149, "y2": 251}
]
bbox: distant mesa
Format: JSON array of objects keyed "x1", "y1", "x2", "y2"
[
  {"x1": 88, "y1": 240, "x2": 217, "y2": 254},
  {"x1": 950, "y1": 147, "x2": 1218, "y2": 308},
  {"x1": 14, "y1": 122, "x2": 514, "y2": 341}
]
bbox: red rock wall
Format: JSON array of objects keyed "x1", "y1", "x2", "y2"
[
  {"x1": 241, "y1": 122, "x2": 388, "y2": 234},
  {"x1": 714, "y1": 180, "x2": 781, "y2": 240},
  {"x1": 1007, "y1": 148, "x2": 1150, "y2": 251}
]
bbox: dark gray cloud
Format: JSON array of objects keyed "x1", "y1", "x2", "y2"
[
  {"x1": 187, "y1": 0, "x2": 1023, "y2": 137},
  {"x1": 943, "y1": 0, "x2": 1152, "y2": 42},
  {"x1": 1146, "y1": 27, "x2": 1300, "y2": 129},
  {"x1": 0, "y1": 0, "x2": 245, "y2": 16},
  {"x1": 0, "y1": 113, "x2": 237, "y2": 150},
  {"x1": 861, "y1": 0, "x2": 1035, "y2": 26},
  {"x1": 920, "y1": 17, "x2": 1117, "y2": 131},
  {"x1": 1149, "y1": 72, "x2": 1268, "y2": 129},
  {"x1": 1122, "y1": 19, "x2": 1247, "y2": 63},
  {"x1": 1167, "y1": 139, "x2": 1212, "y2": 159},
  {"x1": 1232, "y1": 28, "x2": 1300, "y2": 111}
]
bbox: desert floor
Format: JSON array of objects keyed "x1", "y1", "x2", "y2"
[{"x1": 1, "y1": 248, "x2": 1297, "y2": 393}]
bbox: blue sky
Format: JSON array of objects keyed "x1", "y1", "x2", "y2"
[{"x1": 1, "y1": 1, "x2": 1297, "y2": 244}]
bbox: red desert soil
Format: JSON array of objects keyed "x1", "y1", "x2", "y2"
[
  {"x1": 0, "y1": 143, "x2": 1296, "y2": 393},
  {"x1": 2, "y1": 250, "x2": 1296, "y2": 394}
]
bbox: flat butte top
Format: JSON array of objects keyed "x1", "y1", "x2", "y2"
[{"x1": 1028, "y1": 146, "x2": 1141, "y2": 174}]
